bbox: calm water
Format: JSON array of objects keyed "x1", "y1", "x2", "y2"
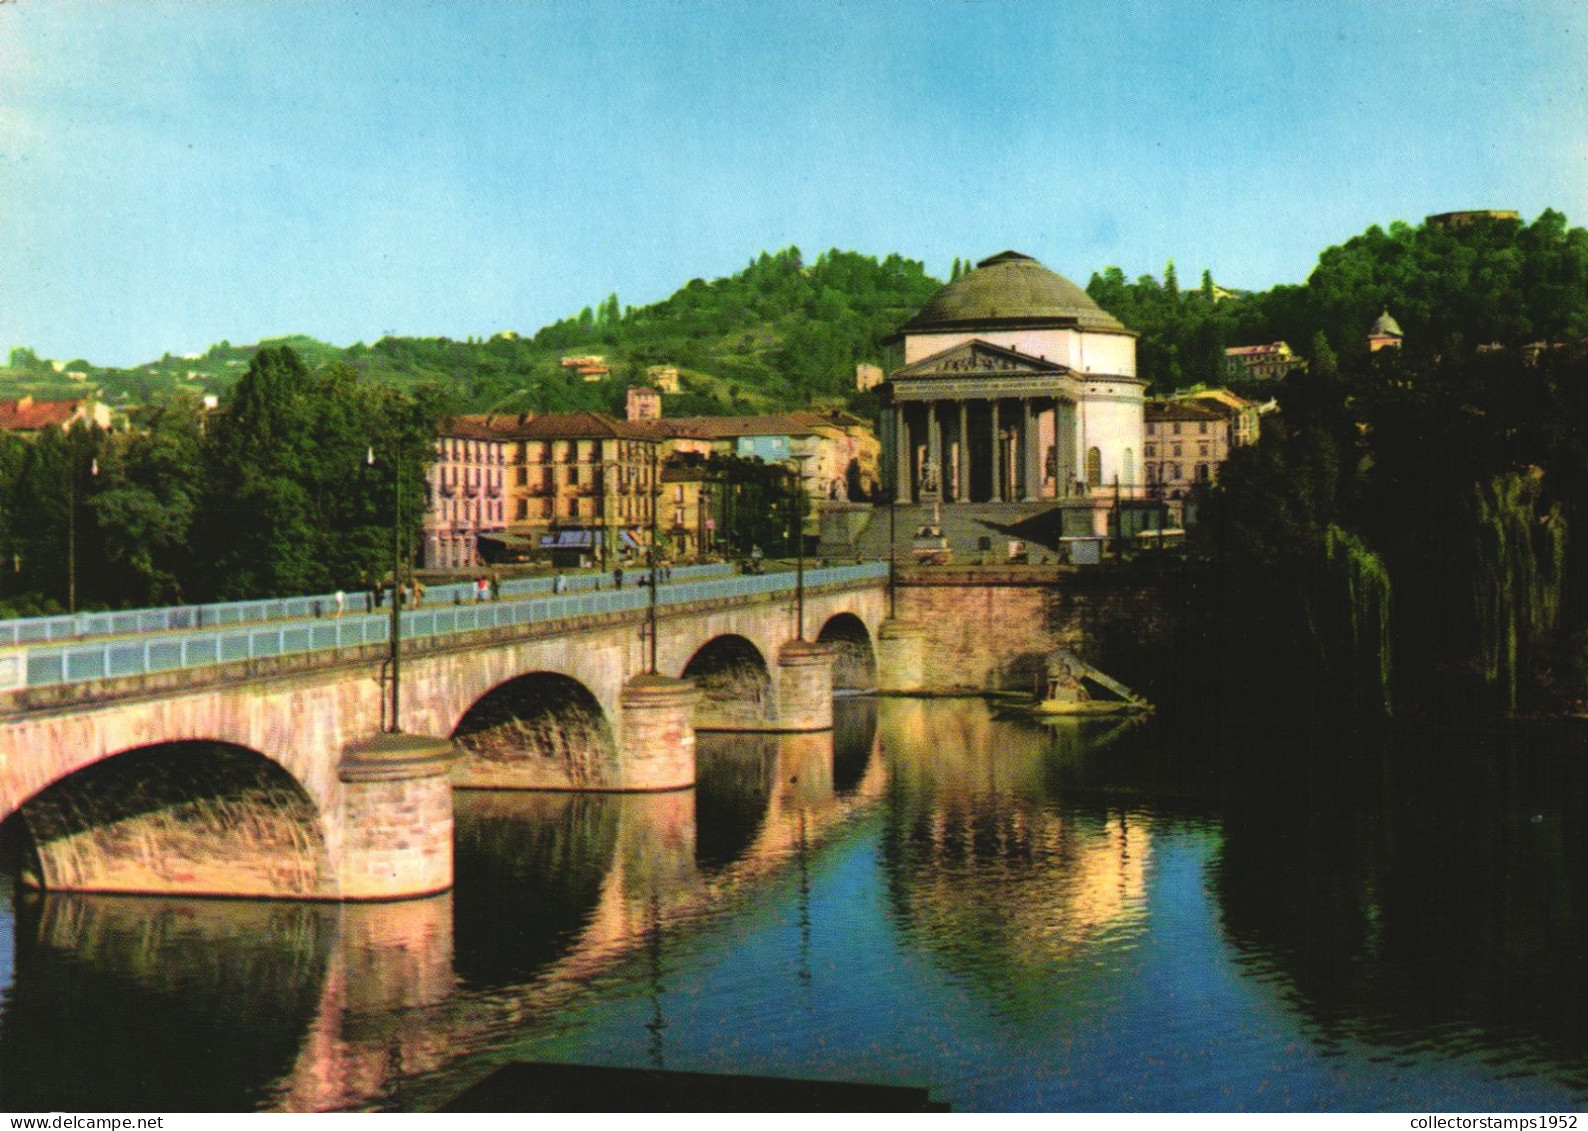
[{"x1": 3, "y1": 698, "x2": 1588, "y2": 1112}]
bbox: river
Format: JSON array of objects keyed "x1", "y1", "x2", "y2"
[{"x1": 2, "y1": 698, "x2": 1586, "y2": 1112}]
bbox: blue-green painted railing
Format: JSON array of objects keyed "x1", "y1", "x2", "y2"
[
  {"x1": 7, "y1": 562, "x2": 887, "y2": 691},
  {"x1": 0, "y1": 562, "x2": 735, "y2": 647}
]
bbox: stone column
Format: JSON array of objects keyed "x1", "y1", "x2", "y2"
[
  {"x1": 894, "y1": 405, "x2": 912, "y2": 504},
  {"x1": 876, "y1": 619, "x2": 927, "y2": 693},
  {"x1": 1024, "y1": 398, "x2": 1040, "y2": 500},
  {"x1": 957, "y1": 400, "x2": 970, "y2": 502},
  {"x1": 774, "y1": 639, "x2": 835, "y2": 731},
  {"x1": 1057, "y1": 401, "x2": 1075, "y2": 498},
  {"x1": 989, "y1": 400, "x2": 1003, "y2": 503},
  {"x1": 617, "y1": 674, "x2": 700, "y2": 790},
  {"x1": 338, "y1": 734, "x2": 459, "y2": 900}
]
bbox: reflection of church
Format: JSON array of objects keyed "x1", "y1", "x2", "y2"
[{"x1": 881, "y1": 252, "x2": 1145, "y2": 511}]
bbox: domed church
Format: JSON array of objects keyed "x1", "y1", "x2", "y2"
[{"x1": 880, "y1": 252, "x2": 1145, "y2": 510}]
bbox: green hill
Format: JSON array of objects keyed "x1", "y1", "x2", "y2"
[{"x1": 1, "y1": 247, "x2": 937, "y2": 418}]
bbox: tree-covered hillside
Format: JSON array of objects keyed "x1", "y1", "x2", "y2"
[
  {"x1": 1086, "y1": 209, "x2": 1588, "y2": 394},
  {"x1": 0, "y1": 249, "x2": 939, "y2": 419}
]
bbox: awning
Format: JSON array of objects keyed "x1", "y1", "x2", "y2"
[
  {"x1": 537, "y1": 528, "x2": 605, "y2": 550},
  {"x1": 477, "y1": 532, "x2": 539, "y2": 551}
]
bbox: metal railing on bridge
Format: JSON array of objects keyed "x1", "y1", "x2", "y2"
[
  {"x1": 0, "y1": 562, "x2": 736, "y2": 647},
  {"x1": 3, "y1": 561, "x2": 887, "y2": 692}
]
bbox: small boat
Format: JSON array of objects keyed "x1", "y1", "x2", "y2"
[{"x1": 1033, "y1": 649, "x2": 1152, "y2": 716}]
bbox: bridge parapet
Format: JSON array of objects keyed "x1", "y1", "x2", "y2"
[{"x1": 4, "y1": 562, "x2": 887, "y2": 699}]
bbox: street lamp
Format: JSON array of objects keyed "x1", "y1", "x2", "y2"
[
  {"x1": 370, "y1": 444, "x2": 406, "y2": 733},
  {"x1": 885, "y1": 484, "x2": 898, "y2": 620},
  {"x1": 788, "y1": 452, "x2": 813, "y2": 640},
  {"x1": 648, "y1": 442, "x2": 661, "y2": 674},
  {"x1": 67, "y1": 447, "x2": 98, "y2": 616}
]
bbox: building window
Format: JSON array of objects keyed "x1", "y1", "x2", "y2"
[
  {"x1": 1199, "y1": 422, "x2": 1209, "y2": 435},
  {"x1": 1145, "y1": 444, "x2": 1156, "y2": 458},
  {"x1": 1122, "y1": 448, "x2": 1134, "y2": 489},
  {"x1": 1147, "y1": 423, "x2": 1157, "y2": 436},
  {"x1": 1171, "y1": 464, "x2": 1181, "y2": 480},
  {"x1": 1172, "y1": 444, "x2": 1182, "y2": 458},
  {"x1": 1196, "y1": 463, "x2": 1210, "y2": 482},
  {"x1": 516, "y1": 466, "x2": 527, "y2": 485},
  {"x1": 516, "y1": 498, "x2": 528, "y2": 520},
  {"x1": 1199, "y1": 442, "x2": 1209, "y2": 457},
  {"x1": 1172, "y1": 423, "x2": 1182, "y2": 435},
  {"x1": 1085, "y1": 446, "x2": 1102, "y2": 488}
]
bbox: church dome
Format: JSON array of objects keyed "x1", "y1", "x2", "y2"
[
  {"x1": 899, "y1": 251, "x2": 1129, "y2": 336},
  {"x1": 1370, "y1": 309, "x2": 1403, "y2": 338}
]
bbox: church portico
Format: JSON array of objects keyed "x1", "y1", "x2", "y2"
[{"x1": 884, "y1": 347, "x2": 1086, "y2": 505}]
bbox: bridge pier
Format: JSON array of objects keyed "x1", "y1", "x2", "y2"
[
  {"x1": 617, "y1": 675, "x2": 700, "y2": 790},
  {"x1": 773, "y1": 640, "x2": 835, "y2": 732},
  {"x1": 876, "y1": 619, "x2": 927, "y2": 693},
  {"x1": 338, "y1": 734, "x2": 458, "y2": 900}
]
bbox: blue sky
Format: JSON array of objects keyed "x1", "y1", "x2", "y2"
[{"x1": 2, "y1": 0, "x2": 1584, "y2": 367}]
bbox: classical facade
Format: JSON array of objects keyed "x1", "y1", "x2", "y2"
[{"x1": 880, "y1": 251, "x2": 1145, "y2": 504}]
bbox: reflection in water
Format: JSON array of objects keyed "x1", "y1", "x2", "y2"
[
  {"x1": 880, "y1": 700, "x2": 1150, "y2": 1019},
  {"x1": 694, "y1": 733, "x2": 778, "y2": 874},
  {"x1": 832, "y1": 696, "x2": 879, "y2": 795},
  {"x1": 0, "y1": 893, "x2": 330, "y2": 1111},
  {"x1": 451, "y1": 792, "x2": 620, "y2": 989},
  {"x1": 1213, "y1": 726, "x2": 1588, "y2": 1096},
  {"x1": 4, "y1": 700, "x2": 1588, "y2": 1110}
]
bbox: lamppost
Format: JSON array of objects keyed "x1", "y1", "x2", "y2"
[
  {"x1": 648, "y1": 442, "x2": 661, "y2": 674},
  {"x1": 886, "y1": 484, "x2": 898, "y2": 620},
  {"x1": 370, "y1": 444, "x2": 406, "y2": 733},
  {"x1": 788, "y1": 451, "x2": 813, "y2": 640},
  {"x1": 66, "y1": 449, "x2": 98, "y2": 616}
]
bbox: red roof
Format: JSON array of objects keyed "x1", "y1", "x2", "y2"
[{"x1": 0, "y1": 397, "x2": 85, "y2": 431}]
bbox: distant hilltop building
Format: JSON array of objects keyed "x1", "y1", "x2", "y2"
[
  {"x1": 855, "y1": 362, "x2": 885, "y2": 392},
  {"x1": 560, "y1": 353, "x2": 609, "y2": 378},
  {"x1": 1368, "y1": 310, "x2": 1404, "y2": 352},
  {"x1": 1224, "y1": 341, "x2": 1306, "y2": 381},
  {"x1": 1426, "y1": 209, "x2": 1520, "y2": 230},
  {"x1": 626, "y1": 385, "x2": 661, "y2": 422},
  {"x1": 646, "y1": 365, "x2": 681, "y2": 393}
]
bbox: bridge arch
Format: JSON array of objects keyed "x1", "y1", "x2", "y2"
[
  {"x1": 682, "y1": 634, "x2": 774, "y2": 730},
  {"x1": 816, "y1": 612, "x2": 878, "y2": 691},
  {"x1": 452, "y1": 671, "x2": 619, "y2": 790},
  {"x1": 4, "y1": 739, "x2": 334, "y2": 898}
]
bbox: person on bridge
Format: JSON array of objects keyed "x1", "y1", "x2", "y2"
[{"x1": 614, "y1": 567, "x2": 624, "y2": 589}]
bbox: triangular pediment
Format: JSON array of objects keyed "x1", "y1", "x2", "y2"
[{"x1": 891, "y1": 339, "x2": 1071, "y2": 379}]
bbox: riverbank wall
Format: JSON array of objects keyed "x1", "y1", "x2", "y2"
[{"x1": 892, "y1": 563, "x2": 1213, "y2": 699}]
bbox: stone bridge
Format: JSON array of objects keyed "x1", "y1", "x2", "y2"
[{"x1": 0, "y1": 568, "x2": 891, "y2": 903}]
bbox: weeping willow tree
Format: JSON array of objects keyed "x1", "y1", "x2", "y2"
[
  {"x1": 1474, "y1": 470, "x2": 1567, "y2": 714},
  {"x1": 1318, "y1": 526, "x2": 1394, "y2": 717}
]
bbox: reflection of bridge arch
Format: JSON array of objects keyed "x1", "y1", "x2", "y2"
[
  {"x1": 682, "y1": 634, "x2": 773, "y2": 730},
  {"x1": 452, "y1": 672, "x2": 617, "y2": 790},
  {"x1": 6, "y1": 740, "x2": 334, "y2": 899},
  {"x1": 816, "y1": 613, "x2": 877, "y2": 691}
]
